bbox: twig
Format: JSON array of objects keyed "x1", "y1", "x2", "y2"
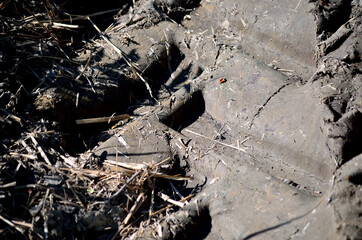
[
  {"x1": 87, "y1": 17, "x2": 159, "y2": 104},
  {"x1": 278, "y1": 68, "x2": 294, "y2": 73},
  {"x1": 156, "y1": 157, "x2": 172, "y2": 166},
  {"x1": 60, "y1": 167, "x2": 110, "y2": 178},
  {"x1": 184, "y1": 129, "x2": 246, "y2": 152}
]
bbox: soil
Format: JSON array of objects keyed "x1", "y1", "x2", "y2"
[{"x1": 0, "y1": 0, "x2": 361, "y2": 239}]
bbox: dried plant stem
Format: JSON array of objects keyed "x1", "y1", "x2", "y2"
[
  {"x1": 123, "y1": 192, "x2": 146, "y2": 225},
  {"x1": 66, "y1": 181, "x2": 85, "y2": 208},
  {"x1": 75, "y1": 114, "x2": 130, "y2": 125},
  {"x1": 87, "y1": 17, "x2": 159, "y2": 104},
  {"x1": 75, "y1": 50, "x2": 95, "y2": 92},
  {"x1": 158, "y1": 192, "x2": 185, "y2": 208},
  {"x1": 151, "y1": 194, "x2": 194, "y2": 216},
  {"x1": 0, "y1": 214, "x2": 25, "y2": 235},
  {"x1": 30, "y1": 135, "x2": 52, "y2": 165},
  {"x1": 107, "y1": 170, "x2": 143, "y2": 203},
  {"x1": 185, "y1": 129, "x2": 246, "y2": 152},
  {"x1": 170, "y1": 181, "x2": 189, "y2": 205},
  {"x1": 0, "y1": 108, "x2": 22, "y2": 125}
]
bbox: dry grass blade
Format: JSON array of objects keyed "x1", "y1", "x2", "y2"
[
  {"x1": 60, "y1": 167, "x2": 109, "y2": 178},
  {"x1": 23, "y1": 5, "x2": 62, "y2": 46},
  {"x1": 87, "y1": 16, "x2": 159, "y2": 104},
  {"x1": 0, "y1": 3, "x2": 197, "y2": 239},
  {"x1": 65, "y1": 8, "x2": 122, "y2": 20},
  {"x1": 11, "y1": 220, "x2": 33, "y2": 229},
  {"x1": 75, "y1": 114, "x2": 130, "y2": 125},
  {"x1": 105, "y1": 160, "x2": 145, "y2": 171},
  {"x1": 52, "y1": 22, "x2": 80, "y2": 29},
  {"x1": 185, "y1": 128, "x2": 246, "y2": 152},
  {"x1": 151, "y1": 173, "x2": 193, "y2": 181}
]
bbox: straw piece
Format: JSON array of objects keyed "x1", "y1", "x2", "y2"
[
  {"x1": 151, "y1": 173, "x2": 193, "y2": 181},
  {"x1": 52, "y1": 22, "x2": 80, "y2": 29},
  {"x1": 30, "y1": 135, "x2": 52, "y2": 165},
  {"x1": 185, "y1": 128, "x2": 246, "y2": 152},
  {"x1": 158, "y1": 192, "x2": 185, "y2": 208},
  {"x1": 123, "y1": 192, "x2": 146, "y2": 224},
  {"x1": 75, "y1": 114, "x2": 130, "y2": 124},
  {"x1": 105, "y1": 160, "x2": 145, "y2": 171},
  {"x1": 9, "y1": 152, "x2": 37, "y2": 160},
  {"x1": 87, "y1": 17, "x2": 159, "y2": 104},
  {"x1": 0, "y1": 108, "x2": 22, "y2": 125}
]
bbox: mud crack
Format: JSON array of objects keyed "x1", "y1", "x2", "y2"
[{"x1": 249, "y1": 83, "x2": 292, "y2": 128}]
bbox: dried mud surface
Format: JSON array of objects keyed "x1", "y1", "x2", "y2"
[{"x1": 0, "y1": 0, "x2": 361, "y2": 239}]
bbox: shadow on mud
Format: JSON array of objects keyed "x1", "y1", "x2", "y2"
[
  {"x1": 155, "y1": 0, "x2": 202, "y2": 23},
  {"x1": 161, "y1": 90, "x2": 205, "y2": 131}
]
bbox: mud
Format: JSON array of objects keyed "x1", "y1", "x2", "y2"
[{"x1": 1, "y1": 0, "x2": 361, "y2": 239}]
